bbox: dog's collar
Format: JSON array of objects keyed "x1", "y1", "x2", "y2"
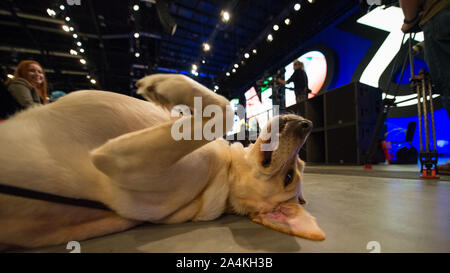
[{"x1": 0, "y1": 184, "x2": 111, "y2": 211}]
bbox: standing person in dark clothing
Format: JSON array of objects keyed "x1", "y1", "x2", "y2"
[
  {"x1": 400, "y1": 0, "x2": 450, "y2": 120},
  {"x1": 277, "y1": 60, "x2": 310, "y2": 103}
]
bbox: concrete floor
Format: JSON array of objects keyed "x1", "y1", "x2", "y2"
[{"x1": 10, "y1": 164, "x2": 450, "y2": 253}]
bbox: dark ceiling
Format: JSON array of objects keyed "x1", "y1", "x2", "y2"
[{"x1": 0, "y1": 0, "x2": 358, "y2": 99}]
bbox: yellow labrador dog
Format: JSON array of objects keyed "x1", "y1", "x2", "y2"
[{"x1": 0, "y1": 74, "x2": 324, "y2": 249}]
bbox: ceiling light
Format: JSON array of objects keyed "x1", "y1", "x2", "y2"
[
  {"x1": 294, "y1": 3, "x2": 301, "y2": 11},
  {"x1": 7, "y1": 74, "x2": 14, "y2": 79},
  {"x1": 226, "y1": 72, "x2": 230, "y2": 76},
  {"x1": 135, "y1": 52, "x2": 140, "y2": 58},
  {"x1": 60, "y1": 5, "x2": 65, "y2": 11},
  {"x1": 222, "y1": 11, "x2": 230, "y2": 22},
  {"x1": 86, "y1": 75, "x2": 91, "y2": 79},
  {"x1": 65, "y1": 17, "x2": 71, "y2": 22},
  {"x1": 273, "y1": 24, "x2": 279, "y2": 31},
  {"x1": 202, "y1": 43, "x2": 211, "y2": 51},
  {"x1": 134, "y1": 32, "x2": 140, "y2": 38},
  {"x1": 47, "y1": 8, "x2": 56, "y2": 17},
  {"x1": 79, "y1": 48, "x2": 85, "y2": 53},
  {"x1": 62, "y1": 25, "x2": 70, "y2": 32},
  {"x1": 214, "y1": 85, "x2": 219, "y2": 90},
  {"x1": 267, "y1": 34, "x2": 273, "y2": 42},
  {"x1": 73, "y1": 33, "x2": 78, "y2": 39},
  {"x1": 192, "y1": 64, "x2": 198, "y2": 70},
  {"x1": 90, "y1": 79, "x2": 96, "y2": 84},
  {"x1": 284, "y1": 18, "x2": 291, "y2": 25},
  {"x1": 244, "y1": 53, "x2": 250, "y2": 59},
  {"x1": 133, "y1": 4, "x2": 140, "y2": 11},
  {"x1": 252, "y1": 49, "x2": 257, "y2": 54},
  {"x1": 202, "y1": 60, "x2": 206, "y2": 64},
  {"x1": 69, "y1": 27, "x2": 74, "y2": 32},
  {"x1": 80, "y1": 59, "x2": 86, "y2": 64},
  {"x1": 308, "y1": 0, "x2": 316, "y2": 3},
  {"x1": 77, "y1": 41, "x2": 82, "y2": 47},
  {"x1": 232, "y1": 68, "x2": 236, "y2": 73},
  {"x1": 234, "y1": 64, "x2": 239, "y2": 68},
  {"x1": 70, "y1": 49, "x2": 78, "y2": 55}
]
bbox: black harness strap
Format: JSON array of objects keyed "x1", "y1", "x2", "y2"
[{"x1": 0, "y1": 184, "x2": 111, "y2": 211}]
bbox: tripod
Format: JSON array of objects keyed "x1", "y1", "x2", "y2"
[{"x1": 363, "y1": 32, "x2": 439, "y2": 178}]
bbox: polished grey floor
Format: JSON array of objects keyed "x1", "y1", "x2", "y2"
[{"x1": 10, "y1": 165, "x2": 450, "y2": 253}]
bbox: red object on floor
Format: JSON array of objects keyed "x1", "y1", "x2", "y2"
[
  {"x1": 381, "y1": 141, "x2": 392, "y2": 164},
  {"x1": 364, "y1": 164, "x2": 372, "y2": 169},
  {"x1": 420, "y1": 169, "x2": 439, "y2": 179}
]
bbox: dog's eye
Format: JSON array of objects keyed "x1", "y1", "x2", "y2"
[{"x1": 284, "y1": 169, "x2": 294, "y2": 187}]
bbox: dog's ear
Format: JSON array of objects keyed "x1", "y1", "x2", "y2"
[{"x1": 249, "y1": 202, "x2": 325, "y2": 241}]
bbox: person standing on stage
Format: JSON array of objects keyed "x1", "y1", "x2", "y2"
[{"x1": 277, "y1": 60, "x2": 310, "y2": 103}]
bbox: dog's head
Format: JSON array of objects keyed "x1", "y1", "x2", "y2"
[{"x1": 229, "y1": 114, "x2": 325, "y2": 240}]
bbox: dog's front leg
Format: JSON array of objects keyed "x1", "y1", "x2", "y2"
[{"x1": 90, "y1": 74, "x2": 233, "y2": 184}]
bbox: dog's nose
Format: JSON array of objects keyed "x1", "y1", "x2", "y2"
[
  {"x1": 296, "y1": 120, "x2": 313, "y2": 137},
  {"x1": 301, "y1": 121, "x2": 311, "y2": 129},
  {"x1": 301, "y1": 120, "x2": 313, "y2": 130}
]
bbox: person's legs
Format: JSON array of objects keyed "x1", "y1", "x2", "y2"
[
  {"x1": 422, "y1": 6, "x2": 450, "y2": 173},
  {"x1": 422, "y1": 5, "x2": 450, "y2": 119}
]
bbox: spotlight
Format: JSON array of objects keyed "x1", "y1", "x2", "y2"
[
  {"x1": 244, "y1": 53, "x2": 250, "y2": 59},
  {"x1": 62, "y1": 25, "x2": 70, "y2": 32},
  {"x1": 252, "y1": 49, "x2": 257, "y2": 54},
  {"x1": 60, "y1": 5, "x2": 65, "y2": 11},
  {"x1": 133, "y1": 4, "x2": 140, "y2": 11},
  {"x1": 80, "y1": 59, "x2": 86, "y2": 64},
  {"x1": 79, "y1": 48, "x2": 85, "y2": 53},
  {"x1": 273, "y1": 24, "x2": 279, "y2": 31},
  {"x1": 202, "y1": 60, "x2": 206, "y2": 64},
  {"x1": 77, "y1": 41, "x2": 82, "y2": 47},
  {"x1": 134, "y1": 32, "x2": 140, "y2": 38},
  {"x1": 234, "y1": 64, "x2": 239, "y2": 69},
  {"x1": 135, "y1": 52, "x2": 140, "y2": 58},
  {"x1": 73, "y1": 33, "x2": 78, "y2": 39},
  {"x1": 221, "y1": 11, "x2": 230, "y2": 22},
  {"x1": 284, "y1": 18, "x2": 291, "y2": 25},
  {"x1": 69, "y1": 27, "x2": 74, "y2": 32},
  {"x1": 226, "y1": 72, "x2": 230, "y2": 77},
  {"x1": 70, "y1": 49, "x2": 78, "y2": 55},
  {"x1": 308, "y1": 0, "x2": 315, "y2": 3},
  {"x1": 90, "y1": 79, "x2": 96, "y2": 84},
  {"x1": 202, "y1": 43, "x2": 211, "y2": 52},
  {"x1": 65, "y1": 17, "x2": 71, "y2": 22},
  {"x1": 192, "y1": 64, "x2": 198, "y2": 70},
  {"x1": 294, "y1": 3, "x2": 301, "y2": 11},
  {"x1": 7, "y1": 74, "x2": 14, "y2": 79},
  {"x1": 232, "y1": 68, "x2": 236, "y2": 73},
  {"x1": 267, "y1": 34, "x2": 273, "y2": 42},
  {"x1": 86, "y1": 75, "x2": 91, "y2": 79},
  {"x1": 47, "y1": 8, "x2": 56, "y2": 17}
]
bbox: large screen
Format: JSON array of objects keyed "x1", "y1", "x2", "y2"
[
  {"x1": 284, "y1": 50, "x2": 327, "y2": 107},
  {"x1": 245, "y1": 86, "x2": 272, "y2": 131}
]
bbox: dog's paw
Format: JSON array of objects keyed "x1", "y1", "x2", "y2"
[{"x1": 136, "y1": 74, "x2": 212, "y2": 109}]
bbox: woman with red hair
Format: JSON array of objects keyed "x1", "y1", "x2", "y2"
[{"x1": 5, "y1": 60, "x2": 49, "y2": 110}]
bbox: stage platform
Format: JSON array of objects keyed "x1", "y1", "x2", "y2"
[{"x1": 8, "y1": 163, "x2": 450, "y2": 253}]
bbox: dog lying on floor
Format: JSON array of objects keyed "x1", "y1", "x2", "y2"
[{"x1": 0, "y1": 74, "x2": 325, "y2": 249}]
